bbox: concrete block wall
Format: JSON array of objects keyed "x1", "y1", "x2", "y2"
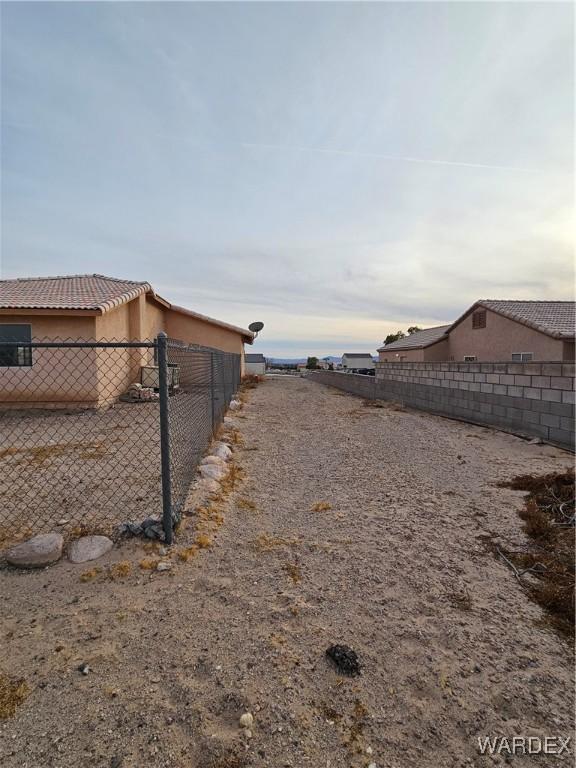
[
  {"x1": 308, "y1": 363, "x2": 575, "y2": 451},
  {"x1": 375, "y1": 361, "x2": 574, "y2": 450},
  {"x1": 308, "y1": 370, "x2": 376, "y2": 400}
]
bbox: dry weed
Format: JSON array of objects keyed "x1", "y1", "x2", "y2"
[
  {"x1": 109, "y1": 561, "x2": 132, "y2": 579},
  {"x1": 284, "y1": 562, "x2": 302, "y2": 583},
  {"x1": 79, "y1": 567, "x2": 102, "y2": 582},
  {"x1": 237, "y1": 497, "x2": 257, "y2": 512},
  {"x1": 311, "y1": 501, "x2": 332, "y2": 512},
  {"x1": 138, "y1": 558, "x2": 159, "y2": 570},
  {"x1": 0, "y1": 674, "x2": 30, "y2": 719}
]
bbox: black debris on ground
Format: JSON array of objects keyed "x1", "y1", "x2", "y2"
[{"x1": 325, "y1": 644, "x2": 361, "y2": 676}]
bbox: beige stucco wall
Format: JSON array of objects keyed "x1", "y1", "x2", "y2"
[
  {"x1": 0, "y1": 313, "x2": 99, "y2": 405},
  {"x1": 448, "y1": 308, "x2": 566, "y2": 362},
  {"x1": 0, "y1": 298, "x2": 248, "y2": 406}
]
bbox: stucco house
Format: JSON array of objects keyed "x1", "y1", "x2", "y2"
[
  {"x1": 341, "y1": 353, "x2": 375, "y2": 371},
  {"x1": 245, "y1": 353, "x2": 266, "y2": 375},
  {"x1": 378, "y1": 325, "x2": 450, "y2": 362},
  {"x1": 378, "y1": 301, "x2": 575, "y2": 363},
  {"x1": 0, "y1": 274, "x2": 254, "y2": 407}
]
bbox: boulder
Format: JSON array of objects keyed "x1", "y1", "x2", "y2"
[
  {"x1": 68, "y1": 535, "x2": 114, "y2": 564},
  {"x1": 212, "y1": 442, "x2": 232, "y2": 462},
  {"x1": 5, "y1": 533, "x2": 64, "y2": 569},
  {"x1": 229, "y1": 399, "x2": 242, "y2": 411},
  {"x1": 201, "y1": 455, "x2": 226, "y2": 467},
  {"x1": 199, "y1": 463, "x2": 227, "y2": 481},
  {"x1": 196, "y1": 477, "x2": 221, "y2": 495}
]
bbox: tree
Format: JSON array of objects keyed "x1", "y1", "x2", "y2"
[
  {"x1": 306, "y1": 356, "x2": 319, "y2": 369},
  {"x1": 407, "y1": 326, "x2": 422, "y2": 335},
  {"x1": 383, "y1": 331, "x2": 406, "y2": 346}
]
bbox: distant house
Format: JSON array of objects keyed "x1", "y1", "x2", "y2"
[
  {"x1": 341, "y1": 353, "x2": 375, "y2": 371},
  {"x1": 378, "y1": 325, "x2": 450, "y2": 362},
  {"x1": 377, "y1": 301, "x2": 575, "y2": 363},
  {"x1": 0, "y1": 274, "x2": 254, "y2": 407},
  {"x1": 245, "y1": 353, "x2": 266, "y2": 375}
]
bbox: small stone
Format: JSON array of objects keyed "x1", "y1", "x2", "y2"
[
  {"x1": 78, "y1": 663, "x2": 90, "y2": 675},
  {"x1": 368, "y1": 763, "x2": 377, "y2": 768},
  {"x1": 68, "y1": 535, "x2": 113, "y2": 564},
  {"x1": 366, "y1": 746, "x2": 373, "y2": 755},
  {"x1": 156, "y1": 561, "x2": 172, "y2": 572},
  {"x1": 239, "y1": 712, "x2": 254, "y2": 729},
  {"x1": 211, "y1": 442, "x2": 232, "y2": 461},
  {"x1": 229, "y1": 400, "x2": 242, "y2": 411},
  {"x1": 199, "y1": 463, "x2": 227, "y2": 481},
  {"x1": 244, "y1": 729, "x2": 253, "y2": 739},
  {"x1": 201, "y1": 455, "x2": 227, "y2": 467},
  {"x1": 157, "y1": 546, "x2": 168, "y2": 556},
  {"x1": 5, "y1": 533, "x2": 64, "y2": 568}
]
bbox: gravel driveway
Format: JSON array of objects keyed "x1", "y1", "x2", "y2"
[{"x1": 1, "y1": 375, "x2": 573, "y2": 768}]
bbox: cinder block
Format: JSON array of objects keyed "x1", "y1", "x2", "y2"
[
  {"x1": 549, "y1": 402, "x2": 574, "y2": 418},
  {"x1": 562, "y1": 363, "x2": 575, "y2": 378},
  {"x1": 522, "y1": 410, "x2": 540, "y2": 425},
  {"x1": 514, "y1": 375, "x2": 531, "y2": 386},
  {"x1": 542, "y1": 363, "x2": 563, "y2": 376},
  {"x1": 500, "y1": 375, "x2": 515, "y2": 385},
  {"x1": 542, "y1": 388, "x2": 562, "y2": 403},
  {"x1": 507, "y1": 385, "x2": 524, "y2": 398},
  {"x1": 486, "y1": 374, "x2": 500, "y2": 384},
  {"x1": 531, "y1": 376, "x2": 551, "y2": 388},
  {"x1": 479, "y1": 403, "x2": 492, "y2": 415},
  {"x1": 469, "y1": 382, "x2": 481, "y2": 392},
  {"x1": 560, "y1": 416, "x2": 575, "y2": 432},
  {"x1": 548, "y1": 427, "x2": 574, "y2": 449},
  {"x1": 540, "y1": 413, "x2": 560, "y2": 429},
  {"x1": 524, "y1": 388, "x2": 541, "y2": 400},
  {"x1": 474, "y1": 373, "x2": 487, "y2": 383},
  {"x1": 522, "y1": 363, "x2": 542, "y2": 375},
  {"x1": 550, "y1": 376, "x2": 573, "y2": 390},
  {"x1": 480, "y1": 383, "x2": 494, "y2": 394},
  {"x1": 492, "y1": 405, "x2": 507, "y2": 417},
  {"x1": 493, "y1": 384, "x2": 507, "y2": 395},
  {"x1": 562, "y1": 390, "x2": 575, "y2": 404},
  {"x1": 506, "y1": 407, "x2": 522, "y2": 420}
]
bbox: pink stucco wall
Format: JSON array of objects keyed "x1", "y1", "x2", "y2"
[{"x1": 448, "y1": 308, "x2": 568, "y2": 362}]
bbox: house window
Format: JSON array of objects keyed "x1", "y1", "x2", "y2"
[
  {"x1": 0, "y1": 324, "x2": 32, "y2": 367},
  {"x1": 464, "y1": 355, "x2": 476, "y2": 362},
  {"x1": 472, "y1": 310, "x2": 486, "y2": 329},
  {"x1": 511, "y1": 352, "x2": 533, "y2": 362}
]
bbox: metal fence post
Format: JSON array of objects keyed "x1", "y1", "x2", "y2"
[
  {"x1": 210, "y1": 352, "x2": 215, "y2": 433},
  {"x1": 157, "y1": 332, "x2": 173, "y2": 545}
]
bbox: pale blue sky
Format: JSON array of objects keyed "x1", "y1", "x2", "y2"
[{"x1": 1, "y1": 1, "x2": 573, "y2": 357}]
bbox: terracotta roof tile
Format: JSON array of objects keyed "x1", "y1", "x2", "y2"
[{"x1": 0, "y1": 274, "x2": 150, "y2": 312}]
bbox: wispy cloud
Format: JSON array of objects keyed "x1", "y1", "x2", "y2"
[{"x1": 239, "y1": 142, "x2": 546, "y2": 174}]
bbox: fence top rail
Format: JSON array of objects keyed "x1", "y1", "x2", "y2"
[{"x1": 0, "y1": 341, "x2": 157, "y2": 349}]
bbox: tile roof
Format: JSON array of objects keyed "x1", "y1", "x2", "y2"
[
  {"x1": 0, "y1": 274, "x2": 150, "y2": 312},
  {"x1": 377, "y1": 325, "x2": 450, "y2": 352},
  {"x1": 245, "y1": 353, "x2": 265, "y2": 363},
  {"x1": 342, "y1": 352, "x2": 374, "y2": 358},
  {"x1": 474, "y1": 300, "x2": 575, "y2": 339}
]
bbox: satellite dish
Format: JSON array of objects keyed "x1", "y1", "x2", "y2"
[{"x1": 248, "y1": 321, "x2": 264, "y2": 333}]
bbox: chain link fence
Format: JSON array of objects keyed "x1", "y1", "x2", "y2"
[{"x1": 0, "y1": 335, "x2": 241, "y2": 545}]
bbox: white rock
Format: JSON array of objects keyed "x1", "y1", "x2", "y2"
[
  {"x1": 239, "y1": 712, "x2": 254, "y2": 729},
  {"x1": 201, "y1": 455, "x2": 226, "y2": 467},
  {"x1": 211, "y1": 442, "x2": 232, "y2": 461},
  {"x1": 196, "y1": 478, "x2": 221, "y2": 495},
  {"x1": 199, "y1": 463, "x2": 227, "y2": 481},
  {"x1": 5, "y1": 533, "x2": 64, "y2": 569},
  {"x1": 156, "y1": 561, "x2": 172, "y2": 572},
  {"x1": 229, "y1": 400, "x2": 242, "y2": 411},
  {"x1": 68, "y1": 535, "x2": 113, "y2": 564}
]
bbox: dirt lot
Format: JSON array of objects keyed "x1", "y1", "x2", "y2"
[
  {"x1": 0, "y1": 402, "x2": 161, "y2": 542},
  {"x1": 1, "y1": 376, "x2": 573, "y2": 768}
]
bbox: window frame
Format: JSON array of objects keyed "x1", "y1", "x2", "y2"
[
  {"x1": 0, "y1": 324, "x2": 33, "y2": 367},
  {"x1": 464, "y1": 355, "x2": 477, "y2": 362},
  {"x1": 511, "y1": 352, "x2": 533, "y2": 362}
]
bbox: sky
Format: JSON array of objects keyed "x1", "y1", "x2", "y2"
[{"x1": 1, "y1": 1, "x2": 574, "y2": 358}]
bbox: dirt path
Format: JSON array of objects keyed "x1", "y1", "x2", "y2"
[{"x1": 1, "y1": 376, "x2": 573, "y2": 768}]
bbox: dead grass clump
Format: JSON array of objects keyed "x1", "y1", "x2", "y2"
[
  {"x1": 237, "y1": 497, "x2": 257, "y2": 512},
  {"x1": 0, "y1": 674, "x2": 30, "y2": 719},
  {"x1": 311, "y1": 501, "x2": 332, "y2": 512},
  {"x1": 242, "y1": 374, "x2": 263, "y2": 389},
  {"x1": 109, "y1": 561, "x2": 132, "y2": 579},
  {"x1": 139, "y1": 558, "x2": 160, "y2": 570},
  {"x1": 80, "y1": 567, "x2": 102, "y2": 582},
  {"x1": 196, "y1": 534, "x2": 212, "y2": 549},
  {"x1": 499, "y1": 469, "x2": 574, "y2": 638},
  {"x1": 284, "y1": 562, "x2": 302, "y2": 583},
  {"x1": 220, "y1": 464, "x2": 244, "y2": 494},
  {"x1": 362, "y1": 399, "x2": 385, "y2": 408},
  {"x1": 177, "y1": 545, "x2": 199, "y2": 562},
  {"x1": 254, "y1": 532, "x2": 299, "y2": 551}
]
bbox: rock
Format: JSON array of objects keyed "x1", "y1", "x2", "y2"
[
  {"x1": 223, "y1": 416, "x2": 235, "y2": 425},
  {"x1": 198, "y1": 478, "x2": 221, "y2": 495},
  {"x1": 199, "y1": 463, "x2": 227, "y2": 481},
  {"x1": 229, "y1": 400, "x2": 242, "y2": 411},
  {"x1": 68, "y1": 535, "x2": 113, "y2": 564},
  {"x1": 211, "y1": 442, "x2": 232, "y2": 462},
  {"x1": 201, "y1": 455, "x2": 227, "y2": 467},
  {"x1": 78, "y1": 663, "x2": 90, "y2": 675},
  {"x1": 156, "y1": 561, "x2": 172, "y2": 572},
  {"x1": 529, "y1": 437, "x2": 543, "y2": 445},
  {"x1": 5, "y1": 533, "x2": 64, "y2": 568},
  {"x1": 239, "y1": 712, "x2": 254, "y2": 729}
]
